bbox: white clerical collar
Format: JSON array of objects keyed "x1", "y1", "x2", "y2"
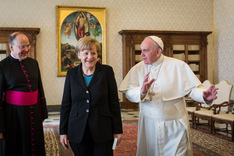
[
  {"x1": 10, "y1": 53, "x2": 16, "y2": 59},
  {"x1": 10, "y1": 53, "x2": 23, "y2": 61},
  {"x1": 151, "y1": 54, "x2": 164, "y2": 67}
]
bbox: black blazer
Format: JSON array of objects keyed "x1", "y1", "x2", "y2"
[{"x1": 59, "y1": 62, "x2": 122, "y2": 143}]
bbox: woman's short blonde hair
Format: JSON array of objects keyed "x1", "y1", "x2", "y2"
[{"x1": 75, "y1": 36, "x2": 101, "y2": 53}]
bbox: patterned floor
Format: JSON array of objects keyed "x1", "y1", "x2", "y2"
[
  {"x1": 43, "y1": 107, "x2": 234, "y2": 156},
  {"x1": 44, "y1": 120, "x2": 234, "y2": 156}
]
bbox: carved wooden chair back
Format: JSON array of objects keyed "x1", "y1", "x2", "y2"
[{"x1": 214, "y1": 80, "x2": 233, "y2": 113}]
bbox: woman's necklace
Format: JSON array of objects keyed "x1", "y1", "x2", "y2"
[{"x1": 82, "y1": 71, "x2": 94, "y2": 77}]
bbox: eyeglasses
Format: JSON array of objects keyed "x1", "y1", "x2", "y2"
[{"x1": 15, "y1": 44, "x2": 31, "y2": 50}]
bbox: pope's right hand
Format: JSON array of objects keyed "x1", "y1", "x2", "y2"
[{"x1": 141, "y1": 72, "x2": 155, "y2": 94}]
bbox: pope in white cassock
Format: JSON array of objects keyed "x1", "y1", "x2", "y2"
[{"x1": 119, "y1": 36, "x2": 218, "y2": 156}]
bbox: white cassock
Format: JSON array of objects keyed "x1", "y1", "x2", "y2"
[{"x1": 119, "y1": 54, "x2": 208, "y2": 156}]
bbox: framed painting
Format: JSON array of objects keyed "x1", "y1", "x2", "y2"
[{"x1": 56, "y1": 6, "x2": 106, "y2": 76}]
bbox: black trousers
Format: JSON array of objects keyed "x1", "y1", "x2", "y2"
[
  {"x1": 70, "y1": 124, "x2": 113, "y2": 156},
  {"x1": 0, "y1": 138, "x2": 5, "y2": 156}
]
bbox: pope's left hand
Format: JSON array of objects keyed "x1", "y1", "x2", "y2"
[{"x1": 203, "y1": 85, "x2": 218, "y2": 102}]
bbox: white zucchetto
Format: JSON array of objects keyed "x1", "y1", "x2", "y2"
[{"x1": 148, "y1": 36, "x2": 164, "y2": 50}]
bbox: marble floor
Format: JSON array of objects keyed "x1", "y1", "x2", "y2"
[{"x1": 43, "y1": 108, "x2": 139, "y2": 126}]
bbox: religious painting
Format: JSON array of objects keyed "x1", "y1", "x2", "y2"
[{"x1": 56, "y1": 6, "x2": 106, "y2": 76}]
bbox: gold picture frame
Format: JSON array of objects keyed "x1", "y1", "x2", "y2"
[{"x1": 56, "y1": 6, "x2": 106, "y2": 76}]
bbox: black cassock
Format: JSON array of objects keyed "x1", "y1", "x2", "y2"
[{"x1": 0, "y1": 55, "x2": 48, "y2": 156}]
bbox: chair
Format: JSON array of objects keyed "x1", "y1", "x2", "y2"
[
  {"x1": 211, "y1": 80, "x2": 233, "y2": 140},
  {"x1": 194, "y1": 80, "x2": 233, "y2": 134},
  {"x1": 194, "y1": 108, "x2": 214, "y2": 132},
  {"x1": 186, "y1": 80, "x2": 212, "y2": 128},
  {"x1": 213, "y1": 80, "x2": 232, "y2": 113},
  {"x1": 193, "y1": 80, "x2": 215, "y2": 133},
  {"x1": 186, "y1": 104, "x2": 196, "y2": 128}
]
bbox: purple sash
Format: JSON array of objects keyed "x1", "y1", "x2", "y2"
[{"x1": 5, "y1": 90, "x2": 38, "y2": 106}]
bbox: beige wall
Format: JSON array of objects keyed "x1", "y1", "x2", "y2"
[
  {"x1": 0, "y1": 0, "x2": 215, "y2": 104},
  {"x1": 213, "y1": 0, "x2": 234, "y2": 100}
]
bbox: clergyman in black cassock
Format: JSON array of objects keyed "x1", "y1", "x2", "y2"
[{"x1": 0, "y1": 32, "x2": 48, "y2": 156}]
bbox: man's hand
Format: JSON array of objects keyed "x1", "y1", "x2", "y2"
[
  {"x1": 203, "y1": 85, "x2": 219, "y2": 102},
  {"x1": 141, "y1": 72, "x2": 155, "y2": 94}
]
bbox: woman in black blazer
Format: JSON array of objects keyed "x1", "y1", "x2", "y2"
[{"x1": 59, "y1": 37, "x2": 123, "y2": 156}]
